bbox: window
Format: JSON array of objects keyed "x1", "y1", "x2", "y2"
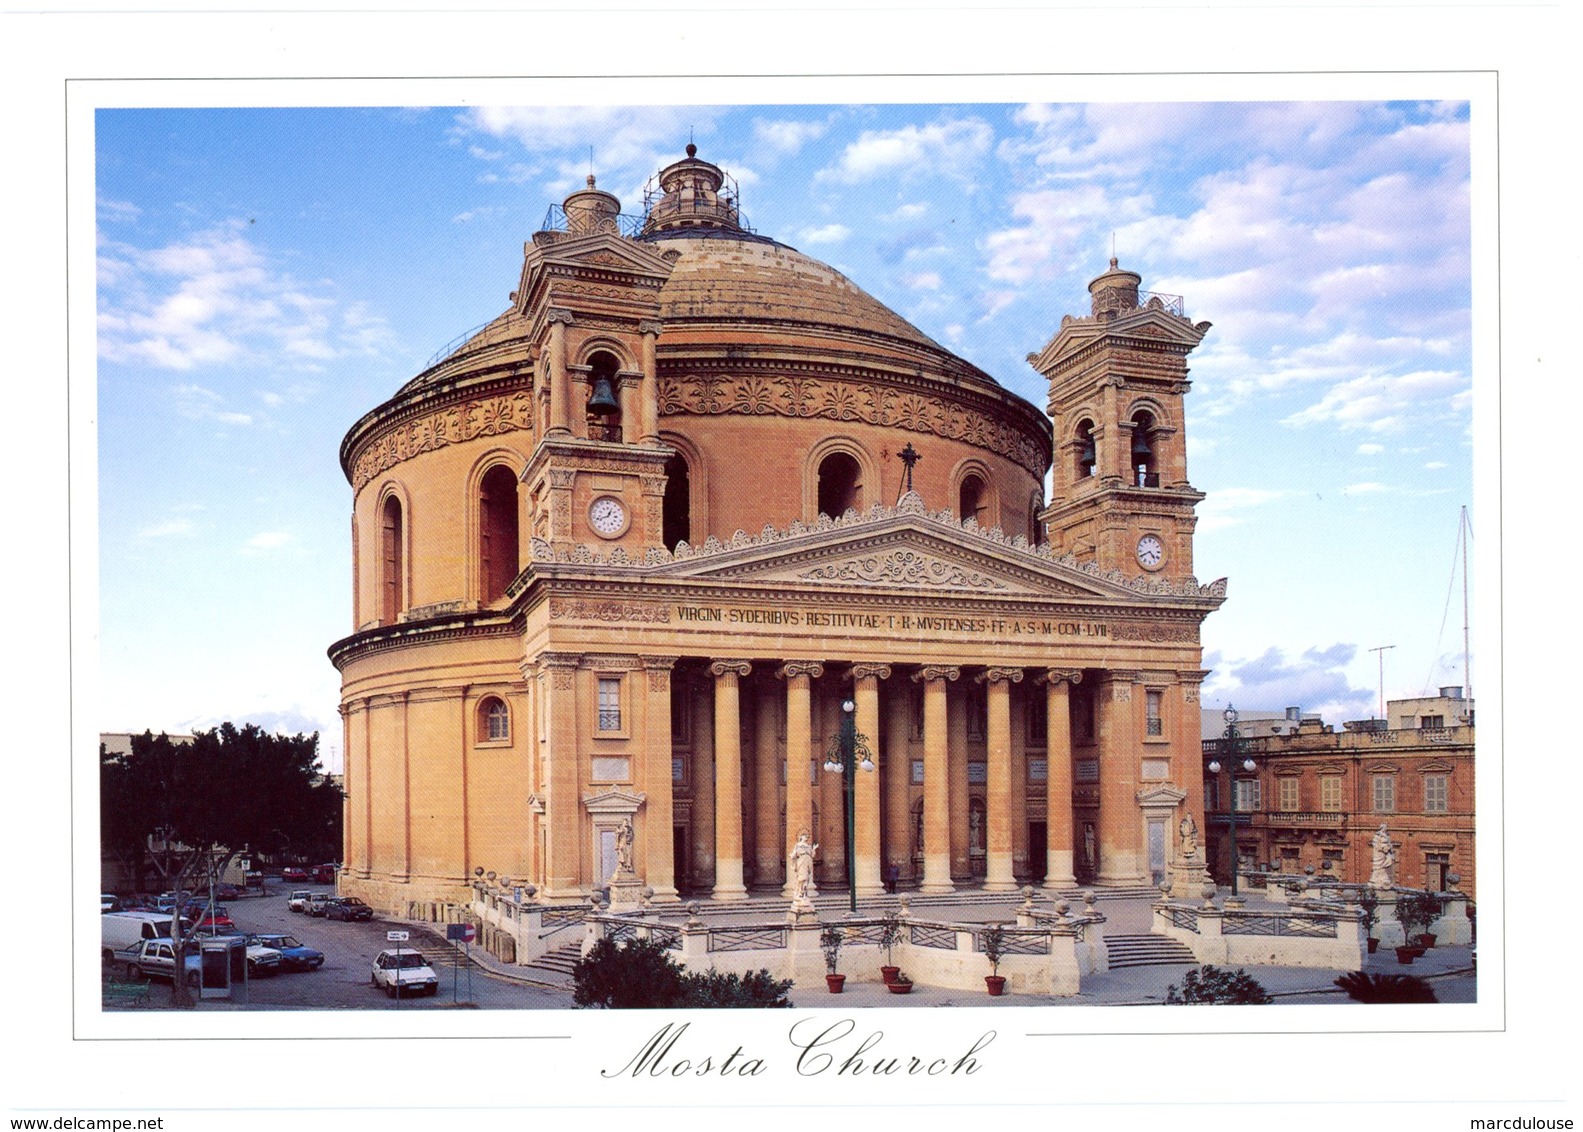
[
  {"x1": 1074, "y1": 419, "x2": 1097, "y2": 480},
  {"x1": 816, "y1": 451, "x2": 863, "y2": 518},
  {"x1": 1425, "y1": 851, "x2": 1452, "y2": 891},
  {"x1": 479, "y1": 697, "x2": 510, "y2": 743},
  {"x1": 1320, "y1": 776, "x2": 1343, "y2": 812},
  {"x1": 910, "y1": 759, "x2": 925, "y2": 785},
  {"x1": 1025, "y1": 692, "x2": 1047, "y2": 748},
  {"x1": 1423, "y1": 773, "x2": 1449, "y2": 813},
  {"x1": 1130, "y1": 410, "x2": 1158, "y2": 487},
  {"x1": 597, "y1": 677, "x2": 622, "y2": 732},
  {"x1": 1234, "y1": 778, "x2": 1261, "y2": 811},
  {"x1": 958, "y1": 473, "x2": 987, "y2": 526},
  {"x1": 1145, "y1": 690, "x2": 1163, "y2": 737},
  {"x1": 1372, "y1": 774, "x2": 1396, "y2": 813},
  {"x1": 662, "y1": 452, "x2": 691, "y2": 549},
  {"x1": 380, "y1": 495, "x2": 404, "y2": 623},
  {"x1": 1420, "y1": 714, "x2": 1445, "y2": 730},
  {"x1": 478, "y1": 465, "x2": 519, "y2": 602},
  {"x1": 1278, "y1": 777, "x2": 1300, "y2": 812}
]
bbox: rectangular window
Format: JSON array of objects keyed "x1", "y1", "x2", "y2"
[
  {"x1": 597, "y1": 677, "x2": 622, "y2": 732},
  {"x1": 672, "y1": 756, "x2": 686, "y2": 784},
  {"x1": 1075, "y1": 759, "x2": 1099, "y2": 783},
  {"x1": 1278, "y1": 777, "x2": 1300, "y2": 812},
  {"x1": 1028, "y1": 758, "x2": 1048, "y2": 782},
  {"x1": 1025, "y1": 693, "x2": 1047, "y2": 748},
  {"x1": 1320, "y1": 776, "x2": 1343, "y2": 812},
  {"x1": 1372, "y1": 774, "x2": 1396, "y2": 813},
  {"x1": 967, "y1": 761, "x2": 987, "y2": 784},
  {"x1": 1234, "y1": 778, "x2": 1261, "y2": 811},
  {"x1": 1423, "y1": 773, "x2": 1449, "y2": 813},
  {"x1": 910, "y1": 759, "x2": 925, "y2": 785},
  {"x1": 1145, "y1": 690, "x2": 1163, "y2": 737},
  {"x1": 1420, "y1": 715, "x2": 1445, "y2": 730}
]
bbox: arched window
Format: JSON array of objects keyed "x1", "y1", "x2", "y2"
[
  {"x1": 1130, "y1": 411, "x2": 1158, "y2": 487},
  {"x1": 958, "y1": 473, "x2": 987, "y2": 526},
  {"x1": 1028, "y1": 492, "x2": 1045, "y2": 546},
  {"x1": 478, "y1": 696, "x2": 510, "y2": 743},
  {"x1": 585, "y1": 351, "x2": 622, "y2": 442},
  {"x1": 1074, "y1": 419, "x2": 1097, "y2": 480},
  {"x1": 380, "y1": 494, "x2": 404, "y2": 624},
  {"x1": 479, "y1": 465, "x2": 519, "y2": 602},
  {"x1": 662, "y1": 451, "x2": 691, "y2": 548},
  {"x1": 816, "y1": 451, "x2": 863, "y2": 518}
]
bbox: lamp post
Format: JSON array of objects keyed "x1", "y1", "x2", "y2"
[
  {"x1": 1207, "y1": 705, "x2": 1256, "y2": 896},
  {"x1": 822, "y1": 698, "x2": 875, "y2": 913}
]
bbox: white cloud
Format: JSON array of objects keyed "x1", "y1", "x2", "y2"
[
  {"x1": 1424, "y1": 460, "x2": 1448, "y2": 470},
  {"x1": 1282, "y1": 369, "x2": 1469, "y2": 433},
  {"x1": 244, "y1": 531, "x2": 296, "y2": 552},
  {"x1": 818, "y1": 118, "x2": 993, "y2": 183},
  {"x1": 798, "y1": 224, "x2": 850, "y2": 245},
  {"x1": 1342, "y1": 481, "x2": 1389, "y2": 495},
  {"x1": 136, "y1": 518, "x2": 194, "y2": 539},
  {"x1": 1195, "y1": 487, "x2": 1286, "y2": 532},
  {"x1": 902, "y1": 271, "x2": 942, "y2": 291},
  {"x1": 754, "y1": 117, "x2": 827, "y2": 154},
  {"x1": 460, "y1": 105, "x2": 706, "y2": 186},
  {"x1": 1357, "y1": 443, "x2": 1386, "y2": 455},
  {"x1": 883, "y1": 202, "x2": 929, "y2": 222},
  {"x1": 98, "y1": 198, "x2": 142, "y2": 224},
  {"x1": 981, "y1": 184, "x2": 1128, "y2": 285}
]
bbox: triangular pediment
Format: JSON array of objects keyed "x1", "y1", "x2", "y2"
[{"x1": 533, "y1": 230, "x2": 677, "y2": 280}]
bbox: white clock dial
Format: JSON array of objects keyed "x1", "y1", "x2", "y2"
[
  {"x1": 589, "y1": 496, "x2": 627, "y2": 538},
  {"x1": 1136, "y1": 535, "x2": 1164, "y2": 569}
]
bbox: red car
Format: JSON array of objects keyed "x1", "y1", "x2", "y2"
[
  {"x1": 311, "y1": 864, "x2": 338, "y2": 884},
  {"x1": 281, "y1": 867, "x2": 309, "y2": 882}
]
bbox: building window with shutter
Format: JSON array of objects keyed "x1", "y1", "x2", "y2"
[
  {"x1": 1423, "y1": 773, "x2": 1449, "y2": 813},
  {"x1": 597, "y1": 677, "x2": 623, "y2": 733},
  {"x1": 1372, "y1": 774, "x2": 1396, "y2": 813},
  {"x1": 1145, "y1": 690, "x2": 1163, "y2": 736},
  {"x1": 1320, "y1": 776, "x2": 1343, "y2": 812},
  {"x1": 1278, "y1": 777, "x2": 1300, "y2": 812}
]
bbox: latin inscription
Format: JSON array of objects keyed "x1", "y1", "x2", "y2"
[{"x1": 676, "y1": 604, "x2": 1112, "y2": 639}]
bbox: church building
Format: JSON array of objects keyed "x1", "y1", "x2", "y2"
[{"x1": 329, "y1": 146, "x2": 1227, "y2": 913}]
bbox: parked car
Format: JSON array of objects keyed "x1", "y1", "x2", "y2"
[
  {"x1": 190, "y1": 909, "x2": 236, "y2": 934},
  {"x1": 101, "y1": 894, "x2": 123, "y2": 913},
  {"x1": 192, "y1": 927, "x2": 283, "y2": 977},
  {"x1": 370, "y1": 949, "x2": 438, "y2": 997},
  {"x1": 124, "y1": 938, "x2": 202, "y2": 987},
  {"x1": 306, "y1": 893, "x2": 333, "y2": 917},
  {"x1": 281, "y1": 867, "x2": 309, "y2": 882},
  {"x1": 286, "y1": 889, "x2": 314, "y2": 913},
  {"x1": 245, "y1": 871, "x2": 266, "y2": 890},
  {"x1": 325, "y1": 897, "x2": 373, "y2": 922},
  {"x1": 212, "y1": 882, "x2": 242, "y2": 901},
  {"x1": 246, "y1": 933, "x2": 324, "y2": 972},
  {"x1": 311, "y1": 864, "x2": 338, "y2": 885}
]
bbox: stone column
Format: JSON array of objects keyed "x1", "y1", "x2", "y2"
[
  {"x1": 851, "y1": 664, "x2": 890, "y2": 897},
  {"x1": 639, "y1": 320, "x2": 662, "y2": 446},
  {"x1": 642, "y1": 656, "x2": 679, "y2": 901},
  {"x1": 691, "y1": 676, "x2": 714, "y2": 891},
  {"x1": 778, "y1": 661, "x2": 824, "y2": 897},
  {"x1": 394, "y1": 691, "x2": 411, "y2": 882},
  {"x1": 753, "y1": 676, "x2": 782, "y2": 890},
  {"x1": 542, "y1": 654, "x2": 583, "y2": 897},
  {"x1": 914, "y1": 666, "x2": 959, "y2": 894},
  {"x1": 883, "y1": 684, "x2": 912, "y2": 885},
  {"x1": 1042, "y1": 670, "x2": 1081, "y2": 891},
  {"x1": 618, "y1": 373, "x2": 642, "y2": 445},
  {"x1": 546, "y1": 310, "x2": 573, "y2": 437},
  {"x1": 1175, "y1": 673, "x2": 1208, "y2": 849},
  {"x1": 981, "y1": 667, "x2": 1022, "y2": 891},
  {"x1": 1097, "y1": 670, "x2": 1146, "y2": 885},
  {"x1": 709, "y1": 660, "x2": 752, "y2": 901}
]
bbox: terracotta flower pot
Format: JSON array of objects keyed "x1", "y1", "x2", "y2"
[
  {"x1": 825, "y1": 973, "x2": 846, "y2": 993},
  {"x1": 1418, "y1": 933, "x2": 1437, "y2": 949},
  {"x1": 886, "y1": 980, "x2": 913, "y2": 994},
  {"x1": 1367, "y1": 938, "x2": 1379, "y2": 954},
  {"x1": 880, "y1": 965, "x2": 901, "y2": 984},
  {"x1": 985, "y1": 975, "x2": 1007, "y2": 996},
  {"x1": 1395, "y1": 946, "x2": 1418, "y2": 964}
]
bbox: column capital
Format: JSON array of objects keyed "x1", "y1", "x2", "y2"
[
  {"x1": 709, "y1": 659, "x2": 753, "y2": 679},
  {"x1": 978, "y1": 667, "x2": 1024, "y2": 685},
  {"x1": 850, "y1": 663, "x2": 892, "y2": 682},
  {"x1": 1039, "y1": 668, "x2": 1084, "y2": 687},
  {"x1": 913, "y1": 665, "x2": 960, "y2": 683},
  {"x1": 638, "y1": 319, "x2": 663, "y2": 337},
  {"x1": 776, "y1": 660, "x2": 825, "y2": 680},
  {"x1": 546, "y1": 307, "x2": 576, "y2": 326}
]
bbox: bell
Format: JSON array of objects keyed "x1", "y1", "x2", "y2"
[
  {"x1": 1131, "y1": 430, "x2": 1152, "y2": 461},
  {"x1": 586, "y1": 374, "x2": 620, "y2": 417},
  {"x1": 1078, "y1": 437, "x2": 1096, "y2": 465}
]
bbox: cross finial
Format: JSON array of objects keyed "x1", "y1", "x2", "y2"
[{"x1": 897, "y1": 442, "x2": 921, "y2": 493}]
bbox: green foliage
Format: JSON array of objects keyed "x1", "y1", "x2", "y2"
[
  {"x1": 1334, "y1": 971, "x2": 1438, "y2": 1003},
  {"x1": 981, "y1": 923, "x2": 1007, "y2": 975},
  {"x1": 572, "y1": 936, "x2": 793, "y2": 1009},
  {"x1": 1164, "y1": 964, "x2": 1273, "y2": 1005},
  {"x1": 819, "y1": 923, "x2": 843, "y2": 974},
  {"x1": 101, "y1": 724, "x2": 341, "y2": 891},
  {"x1": 1395, "y1": 891, "x2": 1444, "y2": 940},
  {"x1": 1358, "y1": 889, "x2": 1380, "y2": 934},
  {"x1": 876, "y1": 910, "x2": 902, "y2": 965}
]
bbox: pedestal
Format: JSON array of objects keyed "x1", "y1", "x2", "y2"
[
  {"x1": 1166, "y1": 852, "x2": 1208, "y2": 899},
  {"x1": 607, "y1": 873, "x2": 646, "y2": 912}
]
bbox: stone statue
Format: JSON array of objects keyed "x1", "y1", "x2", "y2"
[
  {"x1": 615, "y1": 818, "x2": 635, "y2": 874},
  {"x1": 1369, "y1": 822, "x2": 1397, "y2": 888},
  {"x1": 789, "y1": 830, "x2": 818, "y2": 901},
  {"x1": 1178, "y1": 813, "x2": 1199, "y2": 858}
]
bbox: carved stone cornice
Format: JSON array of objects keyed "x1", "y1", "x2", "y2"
[
  {"x1": 979, "y1": 667, "x2": 1025, "y2": 685},
  {"x1": 546, "y1": 308, "x2": 576, "y2": 326},
  {"x1": 709, "y1": 659, "x2": 753, "y2": 679},
  {"x1": 776, "y1": 661, "x2": 825, "y2": 681},
  {"x1": 799, "y1": 549, "x2": 1009, "y2": 591},
  {"x1": 913, "y1": 666, "x2": 961, "y2": 683},
  {"x1": 549, "y1": 597, "x2": 670, "y2": 623},
  {"x1": 849, "y1": 664, "x2": 893, "y2": 682}
]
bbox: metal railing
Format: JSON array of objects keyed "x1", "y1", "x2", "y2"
[
  {"x1": 1221, "y1": 912, "x2": 1339, "y2": 938},
  {"x1": 707, "y1": 926, "x2": 788, "y2": 953}
]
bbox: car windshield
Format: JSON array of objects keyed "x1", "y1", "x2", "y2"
[
  {"x1": 274, "y1": 937, "x2": 302, "y2": 948},
  {"x1": 388, "y1": 953, "x2": 428, "y2": 969}
]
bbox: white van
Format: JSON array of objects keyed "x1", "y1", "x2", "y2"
[{"x1": 102, "y1": 911, "x2": 188, "y2": 961}]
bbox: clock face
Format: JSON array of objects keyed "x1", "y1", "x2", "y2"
[
  {"x1": 1136, "y1": 534, "x2": 1164, "y2": 569},
  {"x1": 589, "y1": 496, "x2": 627, "y2": 538}
]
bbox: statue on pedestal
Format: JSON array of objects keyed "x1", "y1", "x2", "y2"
[
  {"x1": 789, "y1": 830, "x2": 818, "y2": 904},
  {"x1": 1178, "y1": 813, "x2": 1199, "y2": 859},
  {"x1": 1369, "y1": 823, "x2": 1397, "y2": 889}
]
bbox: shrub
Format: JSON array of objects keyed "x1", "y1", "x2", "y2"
[
  {"x1": 572, "y1": 936, "x2": 793, "y2": 1009},
  {"x1": 1334, "y1": 971, "x2": 1438, "y2": 1003},
  {"x1": 1164, "y1": 964, "x2": 1273, "y2": 1005}
]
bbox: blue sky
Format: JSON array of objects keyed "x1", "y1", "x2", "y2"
[{"x1": 95, "y1": 101, "x2": 1475, "y2": 771}]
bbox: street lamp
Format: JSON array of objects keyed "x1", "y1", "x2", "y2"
[
  {"x1": 822, "y1": 698, "x2": 875, "y2": 913},
  {"x1": 1207, "y1": 705, "x2": 1257, "y2": 896}
]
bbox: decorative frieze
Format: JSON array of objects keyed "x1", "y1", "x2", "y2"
[
  {"x1": 798, "y1": 549, "x2": 1009, "y2": 591},
  {"x1": 549, "y1": 598, "x2": 670, "y2": 623},
  {"x1": 351, "y1": 391, "x2": 536, "y2": 490}
]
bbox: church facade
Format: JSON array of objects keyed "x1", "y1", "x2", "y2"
[{"x1": 329, "y1": 147, "x2": 1226, "y2": 913}]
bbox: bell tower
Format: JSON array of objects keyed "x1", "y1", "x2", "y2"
[
  {"x1": 1029, "y1": 259, "x2": 1212, "y2": 579},
  {"x1": 516, "y1": 174, "x2": 679, "y2": 556}
]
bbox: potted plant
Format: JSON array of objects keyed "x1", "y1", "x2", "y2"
[
  {"x1": 819, "y1": 924, "x2": 845, "y2": 993},
  {"x1": 876, "y1": 910, "x2": 902, "y2": 984},
  {"x1": 982, "y1": 923, "x2": 1008, "y2": 996},
  {"x1": 1396, "y1": 891, "x2": 1440, "y2": 957},
  {"x1": 1358, "y1": 889, "x2": 1380, "y2": 954},
  {"x1": 885, "y1": 969, "x2": 913, "y2": 994}
]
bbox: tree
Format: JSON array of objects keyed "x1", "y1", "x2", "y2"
[
  {"x1": 1164, "y1": 965, "x2": 1273, "y2": 1005},
  {"x1": 1334, "y1": 971, "x2": 1438, "y2": 1003},
  {"x1": 572, "y1": 937, "x2": 793, "y2": 1008}
]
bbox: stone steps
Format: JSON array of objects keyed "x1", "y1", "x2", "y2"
[{"x1": 1102, "y1": 933, "x2": 1198, "y2": 969}]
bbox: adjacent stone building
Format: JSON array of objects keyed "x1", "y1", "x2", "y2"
[
  {"x1": 330, "y1": 146, "x2": 1226, "y2": 914},
  {"x1": 1200, "y1": 688, "x2": 1475, "y2": 898}
]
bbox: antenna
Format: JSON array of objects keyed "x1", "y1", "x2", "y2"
[
  {"x1": 1368, "y1": 644, "x2": 1396, "y2": 722},
  {"x1": 1460, "y1": 505, "x2": 1472, "y2": 700}
]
